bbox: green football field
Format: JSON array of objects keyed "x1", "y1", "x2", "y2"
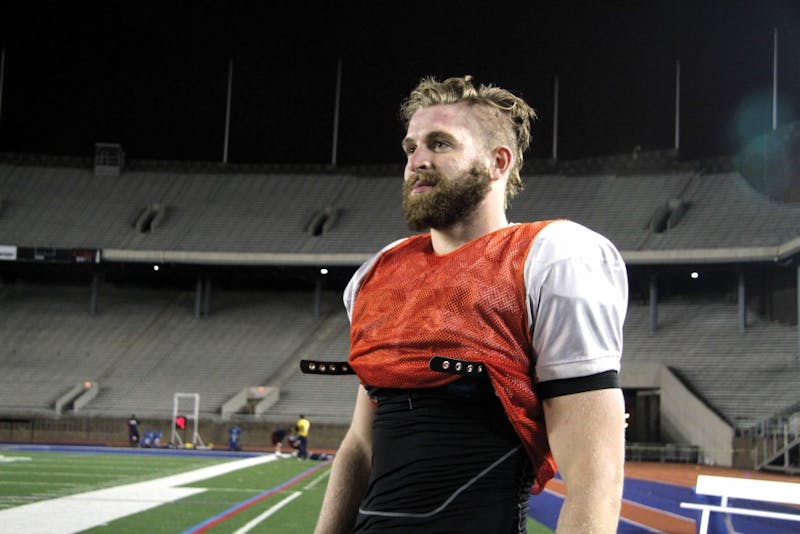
[{"x1": 0, "y1": 447, "x2": 553, "y2": 533}]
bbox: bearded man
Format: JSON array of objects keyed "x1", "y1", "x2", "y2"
[{"x1": 315, "y1": 75, "x2": 628, "y2": 534}]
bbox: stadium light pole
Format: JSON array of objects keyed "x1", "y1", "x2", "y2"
[
  {"x1": 772, "y1": 27, "x2": 778, "y2": 131},
  {"x1": 552, "y1": 75, "x2": 559, "y2": 161},
  {"x1": 674, "y1": 60, "x2": 680, "y2": 152},
  {"x1": 223, "y1": 58, "x2": 234, "y2": 164},
  {"x1": 331, "y1": 58, "x2": 342, "y2": 167},
  {"x1": 0, "y1": 48, "x2": 5, "y2": 125}
]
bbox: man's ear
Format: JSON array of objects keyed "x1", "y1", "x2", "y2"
[{"x1": 490, "y1": 145, "x2": 513, "y2": 181}]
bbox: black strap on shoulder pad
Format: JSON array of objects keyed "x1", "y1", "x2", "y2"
[
  {"x1": 299, "y1": 360, "x2": 355, "y2": 375},
  {"x1": 429, "y1": 356, "x2": 485, "y2": 376}
]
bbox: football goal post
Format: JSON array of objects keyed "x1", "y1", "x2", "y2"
[{"x1": 170, "y1": 392, "x2": 207, "y2": 449}]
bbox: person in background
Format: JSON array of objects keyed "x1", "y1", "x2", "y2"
[
  {"x1": 294, "y1": 414, "x2": 310, "y2": 460},
  {"x1": 126, "y1": 414, "x2": 140, "y2": 447},
  {"x1": 271, "y1": 427, "x2": 289, "y2": 454},
  {"x1": 315, "y1": 75, "x2": 627, "y2": 533},
  {"x1": 228, "y1": 425, "x2": 242, "y2": 451},
  {"x1": 141, "y1": 430, "x2": 162, "y2": 448}
]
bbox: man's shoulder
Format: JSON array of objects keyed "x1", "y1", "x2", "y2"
[
  {"x1": 524, "y1": 219, "x2": 623, "y2": 269},
  {"x1": 522, "y1": 219, "x2": 613, "y2": 248}
]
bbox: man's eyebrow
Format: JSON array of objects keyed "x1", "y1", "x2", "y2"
[
  {"x1": 427, "y1": 130, "x2": 457, "y2": 143},
  {"x1": 402, "y1": 130, "x2": 459, "y2": 152}
]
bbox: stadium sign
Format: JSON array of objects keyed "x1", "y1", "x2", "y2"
[
  {"x1": 12, "y1": 247, "x2": 100, "y2": 263},
  {"x1": 0, "y1": 245, "x2": 17, "y2": 261}
]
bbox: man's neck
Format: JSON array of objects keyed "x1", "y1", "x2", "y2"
[{"x1": 430, "y1": 212, "x2": 509, "y2": 255}]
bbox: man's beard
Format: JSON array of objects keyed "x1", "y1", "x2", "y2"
[{"x1": 402, "y1": 164, "x2": 492, "y2": 232}]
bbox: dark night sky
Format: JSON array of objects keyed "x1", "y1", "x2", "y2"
[{"x1": 1, "y1": 1, "x2": 799, "y2": 165}]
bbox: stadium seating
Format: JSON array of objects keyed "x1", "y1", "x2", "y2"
[
  {"x1": 1, "y1": 157, "x2": 799, "y2": 464},
  {"x1": 0, "y1": 282, "x2": 337, "y2": 419},
  {"x1": 2, "y1": 162, "x2": 799, "y2": 256},
  {"x1": 624, "y1": 300, "x2": 799, "y2": 427}
]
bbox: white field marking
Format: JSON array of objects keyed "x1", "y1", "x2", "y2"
[
  {"x1": 0, "y1": 455, "x2": 32, "y2": 463},
  {"x1": 183, "y1": 486, "x2": 274, "y2": 493},
  {"x1": 0, "y1": 481, "x2": 82, "y2": 487},
  {"x1": 0, "y1": 470, "x2": 130, "y2": 478},
  {"x1": 302, "y1": 467, "x2": 331, "y2": 490},
  {"x1": 232, "y1": 491, "x2": 302, "y2": 534},
  {"x1": 0, "y1": 453, "x2": 278, "y2": 534}
]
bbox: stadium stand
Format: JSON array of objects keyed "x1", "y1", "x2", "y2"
[
  {"x1": 267, "y1": 316, "x2": 360, "y2": 423},
  {"x1": 0, "y1": 153, "x2": 798, "y2": 471},
  {"x1": 624, "y1": 299, "x2": 799, "y2": 426},
  {"x1": 507, "y1": 172, "x2": 695, "y2": 250},
  {"x1": 2, "y1": 161, "x2": 798, "y2": 256},
  {"x1": 0, "y1": 282, "x2": 338, "y2": 417}
]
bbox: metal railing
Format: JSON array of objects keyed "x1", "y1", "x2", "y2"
[
  {"x1": 626, "y1": 442, "x2": 700, "y2": 464},
  {"x1": 738, "y1": 412, "x2": 800, "y2": 474}
]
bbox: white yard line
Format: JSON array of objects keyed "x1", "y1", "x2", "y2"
[
  {"x1": 0, "y1": 454, "x2": 279, "y2": 534},
  {"x1": 231, "y1": 491, "x2": 302, "y2": 534},
  {"x1": 0, "y1": 455, "x2": 32, "y2": 463},
  {"x1": 303, "y1": 469, "x2": 331, "y2": 491}
]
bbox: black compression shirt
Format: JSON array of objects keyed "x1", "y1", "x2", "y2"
[{"x1": 356, "y1": 377, "x2": 533, "y2": 533}]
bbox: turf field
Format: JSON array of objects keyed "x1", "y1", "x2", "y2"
[
  {"x1": 0, "y1": 446, "x2": 553, "y2": 533},
  {"x1": 5, "y1": 445, "x2": 798, "y2": 533}
]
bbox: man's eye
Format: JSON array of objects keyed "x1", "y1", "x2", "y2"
[
  {"x1": 405, "y1": 146, "x2": 416, "y2": 155},
  {"x1": 432, "y1": 140, "x2": 449, "y2": 150}
]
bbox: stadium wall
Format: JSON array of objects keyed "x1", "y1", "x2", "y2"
[
  {"x1": 659, "y1": 369, "x2": 734, "y2": 467},
  {"x1": 621, "y1": 362, "x2": 736, "y2": 467},
  {"x1": 0, "y1": 415, "x2": 349, "y2": 452}
]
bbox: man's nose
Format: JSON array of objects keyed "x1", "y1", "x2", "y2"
[{"x1": 407, "y1": 148, "x2": 432, "y2": 172}]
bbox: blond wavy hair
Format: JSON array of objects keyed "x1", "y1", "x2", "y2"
[{"x1": 400, "y1": 75, "x2": 537, "y2": 203}]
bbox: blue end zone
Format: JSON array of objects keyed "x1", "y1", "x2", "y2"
[
  {"x1": 624, "y1": 476, "x2": 698, "y2": 519},
  {"x1": 627, "y1": 476, "x2": 799, "y2": 534},
  {"x1": 529, "y1": 475, "x2": 799, "y2": 534},
  {"x1": 528, "y1": 491, "x2": 658, "y2": 533},
  {"x1": 527, "y1": 489, "x2": 561, "y2": 530},
  {"x1": 681, "y1": 494, "x2": 800, "y2": 534}
]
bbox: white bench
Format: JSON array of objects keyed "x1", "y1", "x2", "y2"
[{"x1": 680, "y1": 474, "x2": 800, "y2": 533}]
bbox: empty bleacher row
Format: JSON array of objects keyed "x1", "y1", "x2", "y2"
[
  {"x1": 507, "y1": 171, "x2": 800, "y2": 251},
  {"x1": 0, "y1": 277, "x2": 797, "y2": 430},
  {"x1": 623, "y1": 300, "x2": 799, "y2": 428},
  {"x1": 0, "y1": 282, "x2": 345, "y2": 419},
  {"x1": 3, "y1": 161, "x2": 799, "y2": 257},
  {"x1": 0, "y1": 158, "x2": 799, "y2": 452},
  {"x1": 267, "y1": 321, "x2": 360, "y2": 423},
  {"x1": 0, "y1": 163, "x2": 408, "y2": 255}
]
